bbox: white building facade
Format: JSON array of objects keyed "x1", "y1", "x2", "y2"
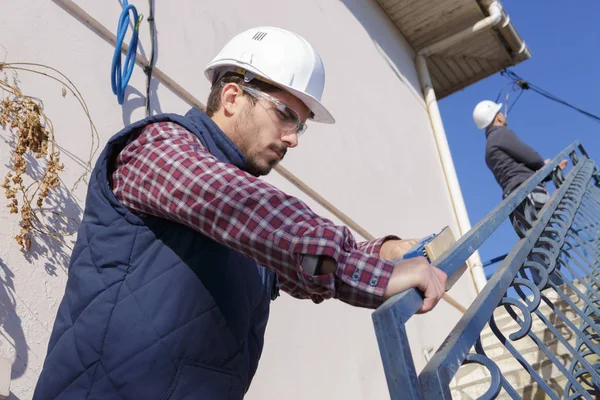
[{"x1": 0, "y1": 0, "x2": 529, "y2": 398}]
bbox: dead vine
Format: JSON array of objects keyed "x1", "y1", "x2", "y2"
[{"x1": 0, "y1": 62, "x2": 99, "y2": 250}]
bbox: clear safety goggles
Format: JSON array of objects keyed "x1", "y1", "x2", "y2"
[{"x1": 239, "y1": 85, "x2": 308, "y2": 136}]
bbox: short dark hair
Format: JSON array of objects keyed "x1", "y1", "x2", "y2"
[{"x1": 205, "y1": 72, "x2": 278, "y2": 117}]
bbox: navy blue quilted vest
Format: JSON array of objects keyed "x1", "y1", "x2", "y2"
[{"x1": 33, "y1": 108, "x2": 277, "y2": 400}]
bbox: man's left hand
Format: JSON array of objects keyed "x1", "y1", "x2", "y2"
[
  {"x1": 380, "y1": 239, "x2": 419, "y2": 262},
  {"x1": 558, "y1": 159, "x2": 568, "y2": 170}
]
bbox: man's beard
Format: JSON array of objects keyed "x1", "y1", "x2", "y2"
[
  {"x1": 232, "y1": 113, "x2": 287, "y2": 177},
  {"x1": 245, "y1": 159, "x2": 272, "y2": 177},
  {"x1": 245, "y1": 144, "x2": 287, "y2": 176}
]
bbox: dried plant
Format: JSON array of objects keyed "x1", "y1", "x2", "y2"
[{"x1": 0, "y1": 62, "x2": 99, "y2": 250}]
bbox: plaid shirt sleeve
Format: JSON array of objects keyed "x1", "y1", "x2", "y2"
[
  {"x1": 357, "y1": 236, "x2": 400, "y2": 256},
  {"x1": 112, "y1": 121, "x2": 395, "y2": 309}
]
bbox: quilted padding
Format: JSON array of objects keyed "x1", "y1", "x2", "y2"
[{"x1": 33, "y1": 110, "x2": 276, "y2": 400}]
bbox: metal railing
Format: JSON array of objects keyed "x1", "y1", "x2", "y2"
[{"x1": 373, "y1": 141, "x2": 600, "y2": 399}]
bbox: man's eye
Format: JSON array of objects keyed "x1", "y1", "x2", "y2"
[{"x1": 275, "y1": 110, "x2": 288, "y2": 121}]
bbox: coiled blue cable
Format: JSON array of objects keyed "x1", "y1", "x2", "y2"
[{"x1": 111, "y1": 0, "x2": 142, "y2": 104}]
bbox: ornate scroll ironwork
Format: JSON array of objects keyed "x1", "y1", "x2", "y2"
[{"x1": 373, "y1": 142, "x2": 600, "y2": 399}]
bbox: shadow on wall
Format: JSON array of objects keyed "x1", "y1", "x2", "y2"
[
  {"x1": 0, "y1": 119, "x2": 82, "y2": 400},
  {"x1": 118, "y1": 0, "x2": 163, "y2": 126},
  {"x1": 52, "y1": 0, "x2": 172, "y2": 127},
  {"x1": 121, "y1": 79, "x2": 163, "y2": 126},
  {"x1": 0, "y1": 257, "x2": 27, "y2": 391},
  {"x1": 22, "y1": 161, "x2": 83, "y2": 276},
  {"x1": 0, "y1": 130, "x2": 83, "y2": 274},
  {"x1": 340, "y1": 0, "x2": 425, "y2": 105}
]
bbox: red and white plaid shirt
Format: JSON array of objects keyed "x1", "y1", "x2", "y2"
[{"x1": 112, "y1": 121, "x2": 395, "y2": 308}]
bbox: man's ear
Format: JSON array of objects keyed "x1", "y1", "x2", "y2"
[{"x1": 221, "y1": 83, "x2": 243, "y2": 117}]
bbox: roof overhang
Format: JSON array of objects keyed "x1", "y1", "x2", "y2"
[{"x1": 374, "y1": 0, "x2": 531, "y2": 98}]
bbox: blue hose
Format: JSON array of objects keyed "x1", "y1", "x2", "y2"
[{"x1": 111, "y1": 0, "x2": 142, "y2": 105}]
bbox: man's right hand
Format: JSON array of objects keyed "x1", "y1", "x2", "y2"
[{"x1": 383, "y1": 256, "x2": 447, "y2": 314}]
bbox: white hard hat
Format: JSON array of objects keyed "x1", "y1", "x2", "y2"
[
  {"x1": 473, "y1": 100, "x2": 503, "y2": 130},
  {"x1": 204, "y1": 26, "x2": 335, "y2": 124}
]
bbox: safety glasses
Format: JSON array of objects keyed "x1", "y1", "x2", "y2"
[{"x1": 239, "y1": 85, "x2": 308, "y2": 136}]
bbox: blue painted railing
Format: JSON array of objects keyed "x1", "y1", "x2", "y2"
[{"x1": 373, "y1": 141, "x2": 600, "y2": 399}]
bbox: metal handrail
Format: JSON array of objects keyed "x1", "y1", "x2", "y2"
[{"x1": 373, "y1": 141, "x2": 600, "y2": 399}]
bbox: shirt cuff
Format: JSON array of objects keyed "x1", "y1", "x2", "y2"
[
  {"x1": 357, "y1": 235, "x2": 401, "y2": 257},
  {"x1": 336, "y1": 250, "x2": 396, "y2": 308}
]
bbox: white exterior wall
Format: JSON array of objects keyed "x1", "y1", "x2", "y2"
[{"x1": 0, "y1": 0, "x2": 478, "y2": 398}]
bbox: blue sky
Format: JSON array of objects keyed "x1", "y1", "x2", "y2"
[{"x1": 438, "y1": 1, "x2": 600, "y2": 277}]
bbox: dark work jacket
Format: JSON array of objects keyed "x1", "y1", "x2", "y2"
[
  {"x1": 33, "y1": 108, "x2": 277, "y2": 400},
  {"x1": 485, "y1": 125, "x2": 546, "y2": 196}
]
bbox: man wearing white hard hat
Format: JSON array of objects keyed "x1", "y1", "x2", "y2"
[
  {"x1": 473, "y1": 100, "x2": 567, "y2": 237},
  {"x1": 34, "y1": 27, "x2": 447, "y2": 399}
]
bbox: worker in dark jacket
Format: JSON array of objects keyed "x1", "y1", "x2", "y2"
[
  {"x1": 33, "y1": 26, "x2": 448, "y2": 400},
  {"x1": 473, "y1": 100, "x2": 567, "y2": 237}
]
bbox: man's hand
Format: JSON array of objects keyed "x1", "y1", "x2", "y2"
[
  {"x1": 545, "y1": 158, "x2": 568, "y2": 170},
  {"x1": 379, "y1": 238, "x2": 419, "y2": 261},
  {"x1": 383, "y1": 256, "x2": 447, "y2": 314},
  {"x1": 558, "y1": 159, "x2": 568, "y2": 170},
  {"x1": 379, "y1": 238, "x2": 447, "y2": 313}
]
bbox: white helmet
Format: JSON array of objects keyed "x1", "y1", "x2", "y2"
[
  {"x1": 473, "y1": 100, "x2": 503, "y2": 130},
  {"x1": 204, "y1": 26, "x2": 335, "y2": 124}
]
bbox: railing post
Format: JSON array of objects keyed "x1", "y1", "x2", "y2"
[{"x1": 372, "y1": 290, "x2": 426, "y2": 400}]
